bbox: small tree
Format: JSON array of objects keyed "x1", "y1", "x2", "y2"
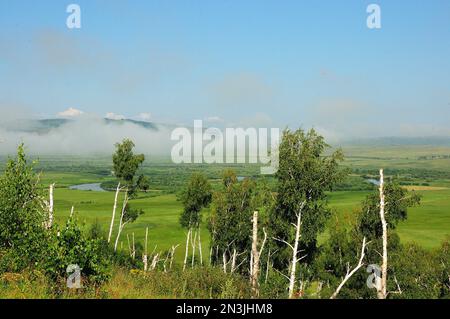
[
  {"x1": 270, "y1": 128, "x2": 345, "y2": 274},
  {"x1": 179, "y1": 173, "x2": 212, "y2": 269},
  {"x1": 112, "y1": 138, "x2": 145, "y2": 190},
  {"x1": 0, "y1": 144, "x2": 50, "y2": 271},
  {"x1": 111, "y1": 139, "x2": 144, "y2": 249},
  {"x1": 209, "y1": 170, "x2": 273, "y2": 274}
]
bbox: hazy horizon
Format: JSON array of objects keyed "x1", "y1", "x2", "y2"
[{"x1": 1, "y1": 0, "x2": 450, "y2": 153}]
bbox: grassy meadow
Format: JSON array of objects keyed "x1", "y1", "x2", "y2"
[{"x1": 33, "y1": 144, "x2": 450, "y2": 260}]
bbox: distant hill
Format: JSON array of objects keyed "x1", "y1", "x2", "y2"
[{"x1": 1, "y1": 118, "x2": 162, "y2": 134}]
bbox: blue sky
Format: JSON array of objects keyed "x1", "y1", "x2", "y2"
[{"x1": 1, "y1": 0, "x2": 450, "y2": 139}]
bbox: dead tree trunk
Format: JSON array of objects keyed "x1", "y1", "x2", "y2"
[
  {"x1": 223, "y1": 251, "x2": 228, "y2": 273},
  {"x1": 108, "y1": 182, "x2": 121, "y2": 243},
  {"x1": 45, "y1": 183, "x2": 55, "y2": 229},
  {"x1": 114, "y1": 192, "x2": 129, "y2": 251},
  {"x1": 183, "y1": 228, "x2": 191, "y2": 271},
  {"x1": 198, "y1": 228, "x2": 203, "y2": 266},
  {"x1": 273, "y1": 201, "x2": 306, "y2": 299},
  {"x1": 378, "y1": 168, "x2": 388, "y2": 299},
  {"x1": 250, "y1": 211, "x2": 267, "y2": 298},
  {"x1": 330, "y1": 237, "x2": 368, "y2": 299},
  {"x1": 169, "y1": 244, "x2": 179, "y2": 270},
  {"x1": 191, "y1": 229, "x2": 197, "y2": 268},
  {"x1": 132, "y1": 232, "x2": 136, "y2": 259},
  {"x1": 143, "y1": 227, "x2": 148, "y2": 271},
  {"x1": 288, "y1": 205, "x2": 303, "y2": 299}
]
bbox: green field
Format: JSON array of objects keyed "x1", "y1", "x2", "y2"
[
  {"x1": 51, "y1": 185, "x2": 450, "y2": 262},
  {"x1": 25, "y1": 144, "x2": 450, "y2": 260}
]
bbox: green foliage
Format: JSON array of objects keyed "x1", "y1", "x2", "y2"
[
  {"x1": 0, "y1": 144, "x2": 51, "y2": 271},
  {"x1": 0, "y1": 145, "x2": 110, "y2": 285},
  {"x1": 270, "y1": 128, "x2": 345, "y2": 268},
  {"x1": 179, "y1": 173, "x2": 212, "y2": 229},
  {"x1": 209, "y1": 170, "x2": 273, "y2": 269},
  {"x1": 436, "y1": 238, "x2": 450, "y2": 298},
  {"x1": 389, "y1": 242, "x2": 441, "y2": 299},
  {"x1": 112, "y1": 139, "x2": 145, "y2": 186},
  {"x1": 43, "y1": 215, "x2": 111, "y2": 284},
  {"x1": 358, "y1": 181, "x2": 421, "y2": 240},
  {"x1": 136, "y1": 174, "x2": 150, "y2": 192},
  {"x1": 123, "y1": 202, "x2": 144, "y2": 225}
]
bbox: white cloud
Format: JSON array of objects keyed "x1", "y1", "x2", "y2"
[
  {"x1": 105, "y1": 112, "x2": 126, "y2": 120},
  {"x1": 57, "y1": 107, "x2": 84, "y2": 117},
  {"x1": 137, "y1": 112, "x2": 152, "y2": 121}
]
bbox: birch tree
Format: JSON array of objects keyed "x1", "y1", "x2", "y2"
[
  {"x1": 270, "y1": 128, "x2": 345, "y2": 271},
  {"x1": 209, "y1": 170, "x2": 272, "y2": 272},
  {"x1": 378, "y1": 169, "x2": 388, "y2": 299},
  {"x1": 179, "y1": 173, "x2": 212, "y2": 270},
  {"x1": 274, "y1": 201, "x2": 306, "y2": 298}
]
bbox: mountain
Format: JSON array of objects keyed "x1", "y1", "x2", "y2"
[{"x1": 1, "y1": 118, "x2": 162, "y2": 134}]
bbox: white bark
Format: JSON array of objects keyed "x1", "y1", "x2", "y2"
[
  {"x1": 70, "y1": 206, "x2": 74, "y2": 217},
  {"x1": 132, "y1": 232, "x2": 136, "y2": 259},
  {"x1": 250, "y1": 211, "x2": 268, "y2": 298},
  {"x1": 114, "y1": 192, "x2": 128, "y2": 251},
  {"x1": 231, "y1": 249, "x2": 237, "y2": 273},
  {"x1": 209, "y1": 246, "x2": 213, "y2": 266},
  {"x1": 151, "y1": 253, "x2": 159, "y2": 270},
  {"x1": 191, "y1": 229, "x2": 197, "y2": 268},
  {"x1": 330, "y1": 237, "x2": 368, "y2": 299},
  {"x1": 46, "y1": 183, "x2": 55, "y2": 229},
  {"x1": 273, "y1": 201, "x2": 306, "y2": 299},
  {"x1": 288, "y1": 206, "x2": 303, "y2": 299},
  {"x1": 378, "y1": 168, "x2": 388, "y2": 299},
  {"x1": 198, "y1": 228, "x2": 203, "y2": 266},
  {"x1": 169, "y1": 244, "x2": 179, "y2": 270},
  {"x1": 183, "y1": 228, "x2": 191, "y2": 271},
  {"x1": 223, "y1": 251, "x2": 228, "y2": 273},
  {"x1": 108, "y1": 182, "x2": 121, "y2": 243},
  {"x1": 143, "y1": 227, "x2": 148, "y2": 271}
]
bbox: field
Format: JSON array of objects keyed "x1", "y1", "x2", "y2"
[{"x1": 25, "y1": 144, "x2": 448, "y2": 259}]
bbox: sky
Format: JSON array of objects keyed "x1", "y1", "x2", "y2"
[{"x1": 1, "y1": 0, "x2": 450, "y2": 141}]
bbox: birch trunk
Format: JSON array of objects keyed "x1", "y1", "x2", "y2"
[
  {"x1": 288, "y1": 208, "x2": 302, "y2": 299},
  {"x1": 191, "y1": 229, "x2": 197, "y2": 268},
  {"x1": 108, "y1": 182, "x2": 121, "y2": 243},
  {"x1": 114, "y1": 192, "x2": 128, "y2": 251},
  {"x1": 223, "y1": 252, "x2": 227, "y2": 273},
  {"x1": 143, "y1": 227, "x2": 148, "y2": 271},
  {"x1": 169, "y1": 244, "x2": 178, "y2": 270},
  {"x1": 330, "y1": 237, "x2": 367, "y2": 299},
  {"x1": 251, "y1": 211, "x2": 259, "y2": 296},
  {"x1": 378, "y1": 168, "x2": 388, "y2": 299},
  {"x1": 198, "y1": 228, "x2": 203, "y2": 266},
  {"x1": 231, "y1": 249, "x2": 237, "y2": 273},
  {"x1": 132, "y1": 232, "x2": 136, "y2": 259},
  {"x1": 46, "y1": 183, "x2": 55, "y2": 229},
  {"x1": 183, "y1": 228, "x2": 191, "y2": 271}
]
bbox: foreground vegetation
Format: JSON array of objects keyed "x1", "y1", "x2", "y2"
[{"x1": 1, "y1": 132, "x2": 449, "y2": 299}]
